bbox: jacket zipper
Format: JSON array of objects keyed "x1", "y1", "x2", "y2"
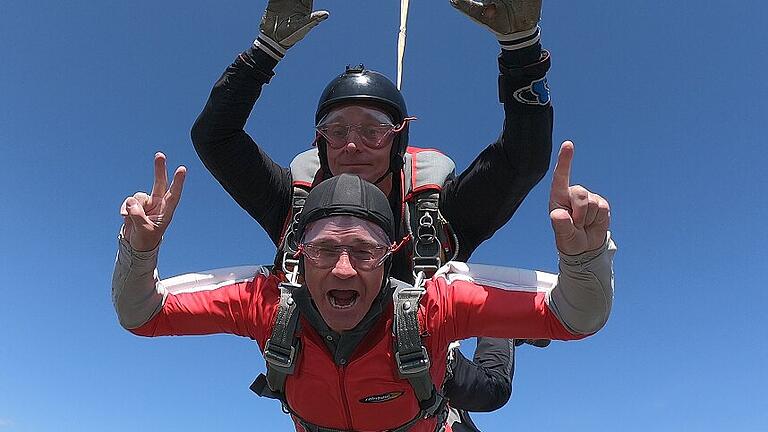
[{"x1": 338, "y1": 364, "x2": 353, "y2": 430}]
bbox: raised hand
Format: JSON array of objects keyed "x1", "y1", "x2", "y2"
[
  {"x1": 257, "y1": 0, "x2": 329, "y2": 60},
  {"x1": 549, "y1": 142, "x2": 610, "y2": 255},
  {"x1": 120, "y1": 153, "x2": 186, "y2": 252},
  {"x1": 449, "y1": 0, "x2": 541, "y2": 35}
]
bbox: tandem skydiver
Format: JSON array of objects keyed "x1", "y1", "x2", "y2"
[
  {"x1": 113, "y1": 143, "x2": 616, "y2": 432},
  {"x1": 191, "y1": 0, "x2": 553, "y2": 428}
]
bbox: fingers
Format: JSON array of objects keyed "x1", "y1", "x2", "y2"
[
  {"x1": 163, "y1": 166, "x2": 187, "y2": 215},
  {"x1": 568, "y1": 185, "x2": 590, "y2": 229},
  {"x1": 583, "y1": 194, "x2": 600, "y2": 228},
  {"x1": 450, "y1": 0, "x2": 488, "y2": 22},
  {"x1": 550, "y1": 141, "x2": 574, "y2": 201},
  {"x1": 594, "y1": 194, "x2": 611, "y2": 231},
  {"x1": 151, "y1": 152, "x2": 168, "y2": 199},
  {"x1": 282, "y1": 11, "x2": 329, "y2": 46},
  {"x1": 310, "y1": 10, "x2": 330, "y2": 21}
]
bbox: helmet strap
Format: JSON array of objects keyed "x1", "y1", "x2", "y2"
[{"x1": 372, "y1": 169, "x2": 392, "y2": 186}]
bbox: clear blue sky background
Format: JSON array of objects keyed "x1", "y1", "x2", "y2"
[{"x1": 1, "y1": 1, "x2": 766, "y2": 431}]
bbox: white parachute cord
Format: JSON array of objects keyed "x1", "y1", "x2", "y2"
[{"x1": 397, "y1": 0, "x2": 410, "y2": 90}]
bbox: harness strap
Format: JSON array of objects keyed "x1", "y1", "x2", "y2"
[
  {"x1": 410, "y1": 192, "x2": 443, "y2": 279},
  {"x1": 276, "y1": 187, "x2": 309, "y2": 281},
  {"x1": 393, "y1": 275, "x2": 445, "y2": 416},
  {"x1": 253, "y1": 282, "x2": 301, "y2": 397},
  {"x1": 254, "y1": 278, "x2": 448, "y2": 432}
]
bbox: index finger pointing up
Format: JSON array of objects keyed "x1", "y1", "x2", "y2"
[
  {"x1": 550, "y1": 141, "x2": 574, "y2": 197},
  {"x1": 151, "y1": 152, "x2": 168, "y2": 198}
]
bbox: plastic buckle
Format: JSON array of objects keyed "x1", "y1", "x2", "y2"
[
  {"x1": 281, "y1": 254, "x2": 300, "y2": 286},
  {"x1": 395, "y1": 346, "x2": 431, "y2": 377},
  {"x1": 264, "y1": 338, "x2": 297, "y2": 372}
]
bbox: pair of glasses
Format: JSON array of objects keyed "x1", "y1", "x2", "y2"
[
  {"x1": 315, "y1": 117, "x2": 416, "y2": 150},
  {"x1": 299, "y1": 243, "x2": 392, "y2": 271},
  {"x1": 316, "y1": 123, "x2": 396, "y2": 149}
]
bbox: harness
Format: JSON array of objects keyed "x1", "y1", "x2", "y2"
[
  {"x1": 253, "y1": 147, "x2": 460, "y2": 430},
  {"x1": 274, "y1": 146, "x2": 459, "y2": 281},
  {"x1": 250, "y1": 274, "x2": 449, "y2": 432}
]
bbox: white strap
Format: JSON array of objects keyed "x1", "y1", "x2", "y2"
[{"x1": 397, "y1": 0, "x2": 410, "y2": 90}]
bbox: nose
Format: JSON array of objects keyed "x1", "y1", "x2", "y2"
[
  {"x1": 331, "y1": 251, "x2": 358, "y2": 279},
  {"x1": 343, "y1": 128, "x2": 364, "y2": 150}
]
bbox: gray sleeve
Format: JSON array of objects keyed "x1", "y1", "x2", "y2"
[
  {"x1": 111, "y1": 229, "x2": 167, "y2": 330},
  {"x1": 547, "y1": 232, "x2": 617, "y2": 335}
]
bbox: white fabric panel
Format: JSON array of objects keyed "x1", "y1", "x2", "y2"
[
  {"x1": 162, "y1": 266, "x2": 267, "y2": 295},
  {"x1": 433, "y1": 261, "x2": 557, "y2": 293}
]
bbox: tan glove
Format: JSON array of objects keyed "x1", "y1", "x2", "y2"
[
  {"x1": 450, "y1": 0, "x2": 542, "y2": 50},
  {"x1": 255, "y1": 0, "x2": 329, "y2": 61}
]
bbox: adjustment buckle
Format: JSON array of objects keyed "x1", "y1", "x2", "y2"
[
  {"x1": 396, "y1": 346, "x2": 431, "y2": 377},
  {"x1": 281, "y1": 253, "x2": 300, "y2": 286},
  {"x1": 264, "y1": 338, "x2": 297, "y2": 372},
  {"x1": 413, "y1": 257, "x2": 440, "y2": 278}
]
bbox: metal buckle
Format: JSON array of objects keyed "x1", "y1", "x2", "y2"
[
  {"x1": 264, "y1": 338, "x2": 296, "y2": 371},
  {"x1": 413, "y1": 257, "x2": 440, "y2": 278},
  {"x1": 395, "y1": 346, "x2": 431, "y2": 377}
]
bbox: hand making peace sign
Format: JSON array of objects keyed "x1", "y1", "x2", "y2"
[
  {"x1": 120, "y1": 153, "x2": 187, "y2": 252},
  {"x1": 549, "y1": 141, "x2": 610, "y2": 255}
]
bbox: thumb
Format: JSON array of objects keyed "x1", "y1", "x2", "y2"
[
  {"x1": 125, "y1": 197, "x2": 152, "y2": 227},
  {"x1": 550, "y1": 208, "x2": 577, "y2": 248}
]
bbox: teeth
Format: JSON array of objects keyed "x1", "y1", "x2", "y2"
[{"x1": 329, "y1": 293, "x2": 358, "y2": 309}]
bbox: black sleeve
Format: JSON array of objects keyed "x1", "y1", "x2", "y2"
[
  {"x1": 443, "y1": 338, "x2": 515, "y2": 412},
  {"x1": 191, "y1": 46, "x2": 293, "y2": 246},
  {"x1": 440, "y1": 48, "x2": 553, "y2": 261}
]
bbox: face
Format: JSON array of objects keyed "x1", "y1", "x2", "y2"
[
  {"x1": 320, "y1": 105, "x2": 395, "y2": 185},
  {"x1": 302, "y1": 216, "x2": 390, "y2": 333}
]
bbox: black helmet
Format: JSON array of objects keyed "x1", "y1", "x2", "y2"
[
  {"x1": 315, "y1": 65, "x2": 410, "y2": 176},
  {"x1": 296, "y1": 173, "x2": 396, "y2": 245}
]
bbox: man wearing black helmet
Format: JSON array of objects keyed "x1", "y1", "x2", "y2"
[
  {"x1": 191, "y1": 0, "x2": 553, "y2": 426},
  {"x1": 113, "y1": 148, "x2": 616, "y2": 432}
]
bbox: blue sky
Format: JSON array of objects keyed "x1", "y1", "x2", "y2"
[{"x1": 1, "y1": 1, "x2": 767, "y2": 431}]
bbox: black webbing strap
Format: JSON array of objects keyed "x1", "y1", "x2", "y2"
[
  {"x1": 253, "y1": 283, "x2": 301, "y2": 396},
  {"x1": 275, "y1": 187, "x2": 309, "y2": 279},
  {"x1": 410, "y1": 193, "x2": 443, "y2": 279},
  {"x1": 256, "y1": 279, "x2": 448, "y2": 432},
  {"x1": 393, "y1": 278, "x2": 436, "y2": 404}
]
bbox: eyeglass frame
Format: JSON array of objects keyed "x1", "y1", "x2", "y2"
[
  {"x1": 297, "y1": 242, "x2": 393, "y2": 271},
  {"x1": 314, "y1": 117, "x2": 417, "y2": 150}
]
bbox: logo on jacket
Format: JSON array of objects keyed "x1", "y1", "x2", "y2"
[
  {"x1": 359, "y1": 391, "x2": 405, "y2": 404},
  {"x1": 513, "y1": 77, "x2": 551, "y2": 106}
]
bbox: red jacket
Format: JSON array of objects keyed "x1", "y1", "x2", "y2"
[{"x1": 128, "y1": 261, "x2": 598, "y2": 432}]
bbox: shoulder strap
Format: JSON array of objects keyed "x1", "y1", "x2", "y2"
[
  {"x1": 392, "y1": 278, "x2": 446, "y2": 419},
  {"x1": 250, "y1": 282, "x2": 301, "y2": 399},
  {"x1": 402, "y1": 147, "x2": 460, "y2": 279},
  {"x1": 274, "y1": 148, "x2": 322, "y2": 278},
  {"x1": 274, "y1": 187, "x2": 309, "y2": 281}
]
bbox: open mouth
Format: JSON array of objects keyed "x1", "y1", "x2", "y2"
[{"x1": 328, "y1": 290, "x2": 359, "y2": 309}]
